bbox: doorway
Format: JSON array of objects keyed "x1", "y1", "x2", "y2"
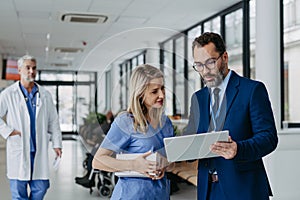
[{"x1": 37, "y1": 71, "x2": 97, "y2": 135}]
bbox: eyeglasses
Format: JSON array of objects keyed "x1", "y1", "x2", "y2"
[{"x1": 192, "y1": 53, "x2": 223, "y2": 72}]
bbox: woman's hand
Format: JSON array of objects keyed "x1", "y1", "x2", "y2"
[
  {"x1": 133, "y1": 151, "x2": 158, "y2": 178},
  {"x1": 152, "y1": 168, "x2": 165, "y2": 180}
]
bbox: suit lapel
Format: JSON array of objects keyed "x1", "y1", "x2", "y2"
[
  {"x1": 225, "y1": 71, "x2": 240, "y2": 117},
  {"x1": 198, "y1": 87, "x2": 210, "y2": 132}
]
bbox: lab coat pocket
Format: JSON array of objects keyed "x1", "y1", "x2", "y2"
[{"x1": 8, "y1": 134, "x2": 22, "y2": 151}]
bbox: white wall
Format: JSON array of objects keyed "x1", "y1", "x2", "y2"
[{"x1": 265, "y1": 130, "x2": 300, "y2": 200}]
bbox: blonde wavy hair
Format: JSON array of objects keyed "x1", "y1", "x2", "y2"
[{"x1": 127, "y1": 64, "x2": 165, "y2": 133}]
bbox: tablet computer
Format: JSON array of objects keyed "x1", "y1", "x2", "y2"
[{"x1": 164, "y1": 130, "x2": 229, "y2": 162}]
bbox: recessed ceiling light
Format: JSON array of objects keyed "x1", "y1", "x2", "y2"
[
  {"x1": 51, "y1": 63, "x2": 69, "y2": 67},
  {"x1": 54, "y1": 47, "x2": 83, "y2": 53}
]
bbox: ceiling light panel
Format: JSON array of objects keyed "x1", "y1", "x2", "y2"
[
  {"x1": 54, "y1": 47, "x2": 83, "y2": 53},
  {"x1": 51, "y1": 63, "x2": 69, "y2": 67},
  {"x1": 61, "y1": 13, "x2": 108, "y2": 24}
]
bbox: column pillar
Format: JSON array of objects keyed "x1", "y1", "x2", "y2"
[
  {"x1": 145, "y1": 41, "x2": 160, "y2": 67},
  {"x1": 256, "y1": 2, "x2": 282, "y2": 200},
  {"x1": 255, "y1": 0, "x2": 281, "y2": 129}
]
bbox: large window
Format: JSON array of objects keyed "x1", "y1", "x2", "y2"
[
  {"x1": 204, "y1": 17, "x2": 221, "y2": 34},
  {"x1": 118, "y1": 51, "x2": 146, "y2": 110},
  {"x1": 160, "y1": 34, "x2": 189, "y2": 117},
  {"x1": 225, "y1": 9, "x2": 243, "y2": 76},
  {"x1": 283, "y1": 0, "x2": 300, "y2": 126}
]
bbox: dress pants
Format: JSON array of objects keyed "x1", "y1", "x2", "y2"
[{"x1": 207, "y1": 181, "x2": 226, "y2": 200}]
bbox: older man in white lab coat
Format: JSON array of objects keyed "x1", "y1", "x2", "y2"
[{"x1": 0, "y1": 55, "x2": 62, "y2": 200}]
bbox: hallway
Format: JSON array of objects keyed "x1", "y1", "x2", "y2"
[{"x1": 0, "y1": 139, "x2": 196, "y2": 200}]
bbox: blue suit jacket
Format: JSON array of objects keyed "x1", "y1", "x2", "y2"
[{"x1": 185, "y1": 71, "x2": 278, "y2": 200}]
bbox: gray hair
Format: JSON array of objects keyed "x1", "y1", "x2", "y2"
[{"x1": 17, "y1": 55, "x2": 37, "y2": 68}]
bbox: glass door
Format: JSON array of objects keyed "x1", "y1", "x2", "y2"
[
  {"x1": 43, "y1": 85, "x2": 75, "y2": 133},
  {"x1": 37, "y1": 71, "x2": 97, "y2": 135}
]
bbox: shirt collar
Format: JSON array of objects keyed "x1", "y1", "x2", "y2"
[
  {"x1": 211, "y1": 70, "x2": 232, "y2": 93},
  {"x1": 19, "y1": 83, "x2": 38, "y2": 97}
]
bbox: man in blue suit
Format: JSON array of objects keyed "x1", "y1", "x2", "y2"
[{"x1": 185, "y1": 32, "x2": 278, "y2": 200}]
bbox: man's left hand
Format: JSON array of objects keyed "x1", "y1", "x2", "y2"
[
  {"x1": 54, "y1": 148, "x2": 62, "y2": 158},
  {"x1": 210, "y1": 136, "x2": 237, "y2": 159}
]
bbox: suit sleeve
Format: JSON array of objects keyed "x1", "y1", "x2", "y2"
[
  {"x1": 235, "y1": 82, "x2": 278, "y2": 161},
  {"x1": 183, "y1": 93, "x2": 198, "y2": 135}
]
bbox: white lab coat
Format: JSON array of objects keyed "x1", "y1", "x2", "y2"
[{"x1": 0, "y1": 81, "x2": 62, "y2": 180}]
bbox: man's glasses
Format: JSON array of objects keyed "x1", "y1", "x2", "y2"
[{"x1": 192, "y1": 53, "x2": 223, "y2": 72}]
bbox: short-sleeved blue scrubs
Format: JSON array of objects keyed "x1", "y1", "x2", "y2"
[{"x1": 100, "y1": 112, "x2": 174, "y2": 200}]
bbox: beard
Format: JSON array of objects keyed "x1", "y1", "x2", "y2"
[
  {"x1": 202, "y1": 62, "x2": 227, "y2": 88},
  {"x1": 22, "y1": 75, "x2": 35, "y2": 82}
]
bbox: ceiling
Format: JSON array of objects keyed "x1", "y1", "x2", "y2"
[{"x1": 0, "y1": 0, "x2": 240, "y2": 72}]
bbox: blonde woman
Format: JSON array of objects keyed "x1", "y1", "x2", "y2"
[{"x1": 92, "y1": 64, "x2": 174, "y2": 199}]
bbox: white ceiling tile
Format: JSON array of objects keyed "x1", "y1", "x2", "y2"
[
  {"x1": 19, "y1": 19, "x2": 51, "y2": 34},
  {"x1": 53, "y1": 0, "x2": 92, "y2": 12},
  {"x1": 14, "y1": 0, "x2": 54, "y2": 12},
  {"x1": 0, "y1": 0, "x2": 15, "y2": 11},
  {"x1": 115, "y1": 15, "x2": 148, "y2": 25},
  {"x1": 122, "y1": 0, "x2": 169, "y2": 18},
  {"x1": 89, "y1": 0, "x2": 133, "y2": 14},
  {"x1": 17, "y1": 11, "x2": 51, "y2": 20}
]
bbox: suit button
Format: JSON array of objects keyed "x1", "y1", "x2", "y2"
[{"x1": 205, "y1": 163, "x2": 208, "y2": 167}]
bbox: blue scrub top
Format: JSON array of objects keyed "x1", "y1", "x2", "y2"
[
  {"x1": 20, "y1": 84, "x2": 38, "y2": 152},
  {"x1": 100, "y1": 112, "x2": 174, "y2": 200}
]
